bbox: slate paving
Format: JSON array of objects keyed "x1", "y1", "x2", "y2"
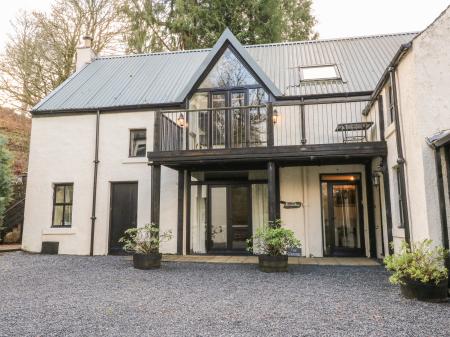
[{"x1": 0, "y1": 252, "x2": 449, "y2": 337}]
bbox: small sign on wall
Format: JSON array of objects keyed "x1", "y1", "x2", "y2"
[
  {"x1": 287, "y1": 247, "x2": 302, "y2": 257},
  {"x1": 280, "y1": 201, "x2": 302, "y2": 209}
]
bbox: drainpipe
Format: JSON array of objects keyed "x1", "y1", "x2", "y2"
[
  {"x1": 390, "y1": 68, "x2": 411, "y2": 244},
  {"x1": 90, "y1": 109, "x2": 100, "y2": 256}
]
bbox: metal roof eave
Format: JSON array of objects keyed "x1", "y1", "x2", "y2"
[{"x1": 175, "y1": 28, "x2": 283, "y2": 103}]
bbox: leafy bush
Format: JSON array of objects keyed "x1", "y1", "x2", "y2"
[
  {"x1": 247, "y1": 219, "x2": 301, "y2": 256},
  {"x1": 0, "y1": 136, "x2": 13, "y2": 227},
  {"x1": 119, "y1": 223, "x2": 172, "y2": 255},
  {"x1": 384, "y1": 240, "x2": 448, "y2": 285}
]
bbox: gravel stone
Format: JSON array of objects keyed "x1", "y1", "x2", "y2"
[{"x1": 0, "y1": 252, "x2": 449, "y2": 337}]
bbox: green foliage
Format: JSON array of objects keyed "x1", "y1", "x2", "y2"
[
  {"x1": 121, "y1": 0, "x2": 317, "y2": 53},
  {"x1": 384, "y1": 240, "x2": 448, "y2": 285},
  {"x1": 247, "y1": 219, "x2": 301, "y2": 256},
  {"x1": 119, "y1": 223, "x2": 172, "y2": 254},
  {"x1": 0, "y1": 136, "x2": 13, "y2": 227}
]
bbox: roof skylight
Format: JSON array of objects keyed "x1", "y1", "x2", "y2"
[{"x1": 300, "y1": 65, "x2": 340, "y2": 81}]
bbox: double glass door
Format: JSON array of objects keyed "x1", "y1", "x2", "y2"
[
  {"x1": 188, "y1": 88, "x2": 268, "y2": 150},
  {"x1": 210, "y1": 91, "x2": 249, "y2": 149},
  {"x1": 322, "y1": 179, "x2": 364, "y2": 256},
  {"x1": 208, "y1": 185, "x2": 251, "y2": 253}
]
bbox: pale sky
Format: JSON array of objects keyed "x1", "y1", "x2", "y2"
[{"x1": 0, "y1": 0, "x2": 449, "y2": 50}]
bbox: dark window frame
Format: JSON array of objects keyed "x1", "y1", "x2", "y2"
[
  {"x1": 395, "y1": 167, "x2": 405, "y2": 228},
  {"x1": 387, "y1": 83, "x2": 395, "y2": 126},
  {"x1": 52, "y1": 183, "x2": 74, "y2": 228},
  {"x1": 129, "y1": 128, "x2": 147, "y2": 157}
]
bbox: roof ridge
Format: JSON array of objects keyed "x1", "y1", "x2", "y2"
[
  {"x1": 95, "y1": 31, "x2": 418, "y2": 60},
  {"x1": 246, "y1": 31, "x2": 418, "y2": 48},
  {"x1": 96, "y1": 48, "x2": 210, "y2": 60}
]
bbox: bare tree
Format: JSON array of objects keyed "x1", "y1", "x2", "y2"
[{"x1": 0, "y1": 0, "x2": 123, "y2": 112}]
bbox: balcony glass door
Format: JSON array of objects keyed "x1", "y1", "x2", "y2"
[{"x1": 211, "y1": 93, "x2": 226, "y2": 149}]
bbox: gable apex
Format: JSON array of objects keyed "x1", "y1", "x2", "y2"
[{"x1": 175, "y1": 28, "x2": 282, "y2": 102}]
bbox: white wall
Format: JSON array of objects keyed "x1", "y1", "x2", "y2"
[
  {"x1": 366, "y1": 8, "x2": 450, "y2": 250},
  {"x1": 22, "y1": 110, "x2": 178, "y2": 255},
  {"x1": 280, "y1": 164, "x2": 370, "y2": 257},
  {"x1": 23, "y1": 114, "x2": 96, "y2": 254}
]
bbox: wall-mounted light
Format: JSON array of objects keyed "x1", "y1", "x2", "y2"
[
  {"x1": 272, "y1": 109, "x2": 280, "y2": 124},
  {"x1": 176, "y1": 113, "x2": 186, "y2": 127},
  {"x1": 372, "y1": 173, "x2": 380, "y2": 186}
]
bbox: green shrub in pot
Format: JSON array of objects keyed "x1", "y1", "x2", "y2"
[
  {"x1": 247, "y1": 219, "x2": 301, "y2": 272},
  {"x1": 384, "y1": 239, "x2": 448, "y2": 302},
  {"x1": 119, "y1": 223, "x2": 172, "y2": 269}
]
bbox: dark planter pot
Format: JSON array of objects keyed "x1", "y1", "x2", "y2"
[
  {"x1": 400, "y1": 278, "x2": 448, "y2": 302},
  {"x1": 133, "y1": 253, "x2": 162, "y2": 270},
  {"x1": 258, "y1": 255, "x2": 288, "y2": 272}
]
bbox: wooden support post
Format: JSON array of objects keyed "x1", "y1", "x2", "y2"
[
  {"x1": 267, "y1": 102, "x2": 274, "y2": 147},
  {"x1": 268, "y1": 161, "x2": 278, "y2": 223},
  {"x1": 185, "y1": 170, "x2": 191, "y2": 255},
  {"x1": 177, "y1": 170, "x2": 185, "y2": 255},
  {"x1": 150, "y1": 164, "x2": 161, "y2": 227}
]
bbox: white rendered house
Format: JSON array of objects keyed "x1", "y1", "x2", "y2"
[{"x1": 22, "y1": 7, "x2": 450, "y2": 260}]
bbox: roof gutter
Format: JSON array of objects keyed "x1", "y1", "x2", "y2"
[{"x1": 362, "y1": 42, "x2": 412, "y2": 115}]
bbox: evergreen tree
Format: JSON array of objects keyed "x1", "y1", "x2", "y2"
[{"x1": 121, "y1": 0, "x2": 317, "y2": 53}]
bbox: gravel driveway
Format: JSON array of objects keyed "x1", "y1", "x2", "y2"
[{"x1": 0, "y1": 252, "x2": 449, "y2": 337}]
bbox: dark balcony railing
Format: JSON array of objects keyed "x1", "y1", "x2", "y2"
[{"x1": 156, "y1": 99, "x2": 379, "y2": 152}]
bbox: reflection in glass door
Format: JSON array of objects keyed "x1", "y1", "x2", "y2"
[
  {"x1": 208, "y1": 185, "x2": 251, "y2": 253},
  {"x1": 231, "y1": 92, "x2": 247, "y2": 148},
  {"x1": 211, "y1": 93, "x2": 226, "y2": 149},
  {"x1": 210, "y1": 187, "x2": 227, "y2": 250},
  {"x1": 322, "y1": 179, "x2": 364, "y2": 256}
]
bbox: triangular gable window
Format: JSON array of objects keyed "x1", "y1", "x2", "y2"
[{"x1": 199, "y1": 47, "x2": 259, "y2": 89}]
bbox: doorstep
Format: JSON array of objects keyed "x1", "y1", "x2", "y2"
[
  {"x1": 0, "y1": 244, "x2": 21, "y2": 252},
  {"x1": 154, "y1": 255, "x2": 379, "y2": 266}
]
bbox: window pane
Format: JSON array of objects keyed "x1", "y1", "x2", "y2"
[
  {"x1": 53, "y1": 205, "x2": 64, "y2": 226},
  {"x1": 231, "y1": 92, "x2": 247, "y2": 148},
  {"x1": 63, "y1": 205, "x2": 72, "y2": 226},
  {"x1": 301, "y1": 66, "x2": 338, "y2": 81},
  {"x1": 199, "y1": 48, "x2": 258, "y2": 88},
  {"x1": 249, "y1": 88, "x2": 268, "y2": 147},
  {"x1": 211, "y1": 93, "x2": 226, "y2": 149},
  {"x1": 130, "y1": 130, "x2": 146, "y2": 157},
  {"x1": 65, "y1": 185, "x2": 73, "y2": 203},
  {"x1": 188, "y1": 93, "x2": 209, "y2": 149},
  {"x1": 55, "y1": 185, "x2": 65, "y2": 203}
]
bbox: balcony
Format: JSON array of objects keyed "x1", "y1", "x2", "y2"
[{"x1": 149, "y1": 98, "x2": 385, "y2": 167}]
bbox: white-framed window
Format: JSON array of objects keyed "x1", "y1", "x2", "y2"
[
  {"x1": 300, "y1": 65, "x2": 340, "y2": 81},
  {"x1": 129, "y1": 129, "x2": 147, "y2": 157}
]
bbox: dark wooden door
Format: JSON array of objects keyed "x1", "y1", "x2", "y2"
[{"x1": 109, "y1": 182, "x2": 138, "y2": 254}]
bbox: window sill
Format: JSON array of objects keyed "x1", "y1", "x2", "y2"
[
  {"x1": 42, "y1": 228, "x2": 77, "y2": 235},
  {"x1": 122, "y1": 157, "x2": 148, "y2": 164}
]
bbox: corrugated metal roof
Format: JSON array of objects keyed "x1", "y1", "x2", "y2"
[{"x1": 32, "y1": 31, "x2": 417, "y2": 112}]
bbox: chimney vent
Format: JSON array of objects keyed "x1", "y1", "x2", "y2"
[
  {"x1": 83, "y1": 36, "x2": 93, "y2": 48},
  {"x1": 76, "y1": 36, "x2": 96, "y2": 72}
]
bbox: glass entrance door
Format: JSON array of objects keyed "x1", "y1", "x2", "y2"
[
  {"x1": 208, "y1": 185, "x2": 251, "y2": 253},
  {"x1": 322, "y1": 178, "x2": 364, "y2": 256}
]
